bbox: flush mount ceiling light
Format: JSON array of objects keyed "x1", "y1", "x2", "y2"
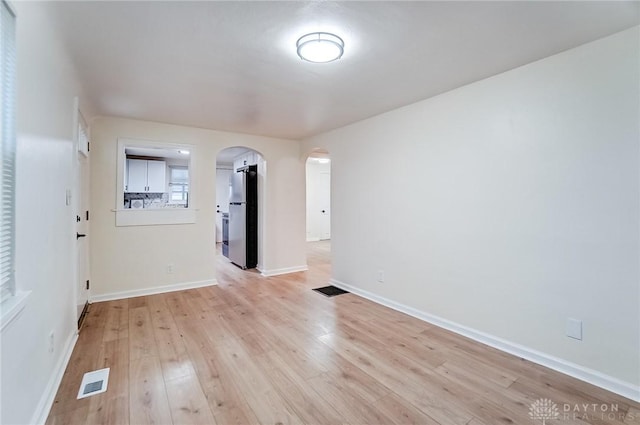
[{"x1": 296, "y1": 32, "x2": 344, "y2": 63}]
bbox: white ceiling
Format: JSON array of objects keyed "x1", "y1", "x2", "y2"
[{"x1": 49, "y1": 1, "x2": 639, "y2": 140}]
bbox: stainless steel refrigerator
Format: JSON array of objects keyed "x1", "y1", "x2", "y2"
[{"x1": 228, "y1": 165, "x2": 258, "y2": 269}]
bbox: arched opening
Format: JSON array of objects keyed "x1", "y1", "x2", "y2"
[
  {"x1": 215, "y1": 147, "x2": 266, "y2": 277},
  {"x1": 305, "y1": 149, "x2": 331, "y2": 273}
]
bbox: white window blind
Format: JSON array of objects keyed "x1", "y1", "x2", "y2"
[
  {"x1": 0, "y1": 0, "x2": 16, "y2": 304},
  {"x1": 169, "y1": 166, "x2": 188, "y2": 203}
]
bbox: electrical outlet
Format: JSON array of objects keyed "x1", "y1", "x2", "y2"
[
  {"x1": 566, "y1": 318, "x2": 583, "y2": 340},
  {"x1": 48, "y1": 331, "x2": 54, "y2": 353},
  {"x1": 167, "y1": 264, "x2": 174, "y2": 274},
  {"x1": 377, "y1": 270, "x2": 384, "y2": 283}
]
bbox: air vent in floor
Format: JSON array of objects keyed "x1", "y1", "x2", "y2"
[
  {"x1": 76, "y1": 367, "x2": 110, "y2": 399},
  {"x1": 313, "y1": 285, "x2": 349, "y2": 297}
]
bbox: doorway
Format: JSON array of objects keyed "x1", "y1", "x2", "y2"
[
  {"x1": 215, "y1": 147, "x2": 265, "y2": 275},
  {"x1": 74, "y1": 107, "x2": 90, "y2": 328},
  {"x1": 305, "y1": 154, "x2": 331, "y2": 241}
]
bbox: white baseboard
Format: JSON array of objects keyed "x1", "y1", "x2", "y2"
[
  {"x1": 330, "y1": 279, "x2": 640, "y2": 403},
  {"x1": 260, "y1": 265, "x2": 308, "y2": 277},
  {"x1": 90, "y1": 279, "x2": 217, "y2": 303},
  {"x1": 31, "y1": 330, "x2": 78, "y2": 425},
  {"x1": 306, "y1": 237, "x2": 320, "y2": 242}
]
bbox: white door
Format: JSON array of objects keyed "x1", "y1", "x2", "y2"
[
  {"x1": 75, "y1": 149, "x2": 90, "y2": 323},
  {"x1": 319, "y1": 171, "x2": 331, "y2": 240},
  {"x1": 215, "y1": 168, "x2": 232, "y2": 243},
  {"x1": 306, "y1": 160, "x2": 332, "y2": 241}
]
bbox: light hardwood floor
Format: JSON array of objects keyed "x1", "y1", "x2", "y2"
[{"x1": 47, "y1": 241, "x2": 638, "y2": 425}]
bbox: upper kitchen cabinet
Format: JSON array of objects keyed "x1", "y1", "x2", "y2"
[{"x1": 125, "y1": 159, "x2": 166, "y2": 193}]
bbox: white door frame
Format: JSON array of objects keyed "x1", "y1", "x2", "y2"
[
  {"x1": 305, "y1": 158, "x2": 331, "y2": 241},
  {"x1": 72, "y1": 98, "x2": 90, "y2": 328}
]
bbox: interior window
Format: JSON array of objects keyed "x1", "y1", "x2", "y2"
[
  {"x1": 123, "y1": 146, "x2": 190, "y2": 209},
  {"x1": 115, "y1": 138, "x2": 196, "y2": 226}
]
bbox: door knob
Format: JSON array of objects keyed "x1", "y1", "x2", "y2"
[{"x1": 76, "y1": 233, "x2": 87, "y2": 239}]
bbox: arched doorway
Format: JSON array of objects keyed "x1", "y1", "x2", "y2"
[
  {"x1": 306, "y1": 149, "x2": 331, "y2": 271},
  {"x1": 216, "y1": 147, "x2": 266, "y2": 274}
]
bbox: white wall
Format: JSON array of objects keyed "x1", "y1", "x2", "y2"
[
  {"x1": 90, "y1": 117, "x2": 306, "y2": 298},
  {"x1": 303, "y1": 27, "x2": 640, "y2": 395},
  {"x1": 1, "y1": 3, "x2": 93, "y2": 424}
]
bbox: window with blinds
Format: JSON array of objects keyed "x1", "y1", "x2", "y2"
[
  {"x1": 169, "y1": 166, "x2": 189, "y2": 204},
  {"x1": 0, "y1": 0, "x2": 16, "y2": 304}
]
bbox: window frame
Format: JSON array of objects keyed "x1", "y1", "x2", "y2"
[
  {"x1": 168, "y1": 165, "x2": 189, "y2": 204},
  {"x1": 1, "y1": 0, "x2": 31, "y2": 331},
  {"x1": 115, "y1": 138, "x2": 196, "y2": 227},
  {"x1": 1, "y1": 0, "x2": 17, "y2": 304}
]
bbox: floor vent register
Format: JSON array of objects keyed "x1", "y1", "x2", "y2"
[
  {"x1": 77, "y1": 368, "x2": 110, "y2": 399},
  {"x1": 313, "y1": 285, "x2": 350, "y2": 297}
]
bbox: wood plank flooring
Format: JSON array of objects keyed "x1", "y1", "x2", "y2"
[{"x1": 47, "y1": 241, "x2": 638, "y2": 424}]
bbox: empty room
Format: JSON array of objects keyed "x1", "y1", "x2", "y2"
[{"x1": 1, "y1": 1, "x2": 639, "y2": 424}]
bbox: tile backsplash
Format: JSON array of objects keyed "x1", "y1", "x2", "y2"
[{"x1": 124, "y1": 193, "x2": 187, "y2": 209}]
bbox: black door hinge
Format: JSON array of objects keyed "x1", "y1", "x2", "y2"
[
  {"x1": 86, "y1": 210, "x2": 89, "y2": 221},
  {"x1": 86, "y1": 280, "x2": 90, "y2": 290},
  {"x1": 87, "y1": 141, "x2": 90, "y2": 152}
]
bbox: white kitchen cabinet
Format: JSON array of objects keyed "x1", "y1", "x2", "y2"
[
  {"x1": 146, "y1": 160, "x2": 166, "y2": 192},
  {"x1": 233, "y1": 151, "x2": 259, "y2": 171},
  {"x1": 126, "y1": 159, "x2": 147, "y2": 192},
  {"x1": 126, "y1": 159, "x2": 166, "y2": 192}
]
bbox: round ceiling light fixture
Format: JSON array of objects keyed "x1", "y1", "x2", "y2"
[{"x1": 296, "y1": 32, "x2": 344, "y2": 63}]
